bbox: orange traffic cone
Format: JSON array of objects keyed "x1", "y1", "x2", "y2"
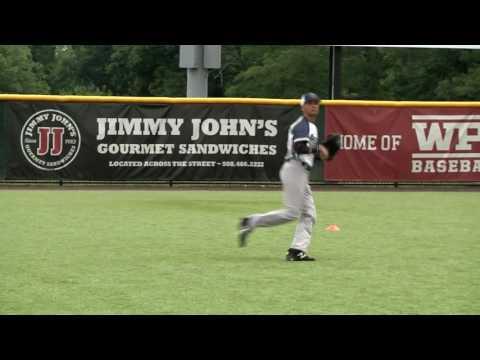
[{"x1": 325, "y1": 224, "x2": 340, "y2": 232}]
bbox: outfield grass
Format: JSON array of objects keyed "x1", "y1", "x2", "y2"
[{"x1": 0, "y1": 189, "x2": 479, "y2": 314}]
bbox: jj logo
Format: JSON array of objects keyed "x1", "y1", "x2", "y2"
[
  {"x1": 37, "y1": 127, "x2": 65, "y2": 156},
  {"x1": 20, "y1": 109, "x2": 81, "y2": 171}
]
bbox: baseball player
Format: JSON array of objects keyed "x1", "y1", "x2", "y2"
[{"x1": 238, "y1": 92, "x2": 340, "y2": 261}]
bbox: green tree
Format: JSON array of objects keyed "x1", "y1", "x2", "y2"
[
  {"x1": 378, "y1": 48, "x2": 476, "y2": 100},
  {"x1": 16, "y1": 44, "x2": 480, "y2": 100},
  {"x1": 435, "y1": 65, "x2": 480, "y2": 100},
  {"x1": 72, "y1": 45, "x2": 113, "y2": 90},
  {"x1": 341, "y1": 47, "x2": 388, "y2": 100},
  {"x1": 30, "y1": 45, "x2": 56, "y2": 66},
  {"x1": 106, "y1": 45, "x2": 185, "y2": 96},
  {"x1": 30, "y1": 45, "x2": 56, "y2": 77},
  {"x1": 434, "y1": 50, "x2": 480, "y2": 100},
  {"x1": 0, "y1": 45, "x2": 50, "y2": 93},
  {"x1": 208, "y1": 45, "x2": 285, "y2": 96},
  {"x1": 224, "y1": 46, "x2": 329, "y2": 98},
  {"x1": 48, "y1": 45, "x2": 112, "y2": 95}
]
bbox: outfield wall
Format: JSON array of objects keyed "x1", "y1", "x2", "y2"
[
  {"x1": 1, "y1": 94, "x2": 480, "y2": 183},
  {"x1": 324, "y1": 101, "x2": 480, "y2": 182}
]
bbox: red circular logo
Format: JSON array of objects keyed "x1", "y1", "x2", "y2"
[{"x1": 20, "y1": 109, "x2": 81, "y2": 171}]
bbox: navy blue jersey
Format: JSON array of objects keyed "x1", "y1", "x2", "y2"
[{"x1": 285, "y1": 116, "x2": 319, "y2": 168}]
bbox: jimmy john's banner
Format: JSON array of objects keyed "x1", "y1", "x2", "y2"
[
  {"x1": 5, "y1": 102, "x2": 298, "y2": 181},
  {"x1": 325, "y1": 106, "x2": 480, "y2": 181}
]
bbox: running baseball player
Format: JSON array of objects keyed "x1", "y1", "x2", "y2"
[{"x1": 238, "y1": 92, "x2": 340, "y2": 261}]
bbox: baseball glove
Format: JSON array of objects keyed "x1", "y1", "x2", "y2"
[{"x1": 321, "y1": 134, "x2": 341, "y2": 161}]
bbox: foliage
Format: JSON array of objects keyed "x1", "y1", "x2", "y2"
[
  {"x1": 1, "y1": 45, "x2": 480, "y2": 101},
  {"x1": 0, "y1": 46, "x2": 50, "y2": 93}
]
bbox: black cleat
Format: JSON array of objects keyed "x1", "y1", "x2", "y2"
[
  {"x1": 238, "y1": 217, "x2": 252, "y2": 247},
  {"x1": 285, "y1": 248, "x2": 316, "y2": 261}
]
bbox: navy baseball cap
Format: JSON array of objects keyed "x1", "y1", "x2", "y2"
[{"x1": 300, "y1": 92, "x2": 320, "y2": 106}]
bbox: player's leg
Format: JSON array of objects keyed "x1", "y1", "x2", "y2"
[
  {"x1": 249, "y1": 161, "x2": 306, "y2": 227},
  {"x1": 290, "y1": 184, "x2": 316, "y2": 252},
  {"x1": 286, "y1": 184, "x2": 316, "y2": 261},
  {"x1": 238, "y1": 161, "x2": 306, "y2": 247}
]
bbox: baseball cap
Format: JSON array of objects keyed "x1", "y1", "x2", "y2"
[{"x1": 300, "y1": 92, "x2": 320, "y2": 106}]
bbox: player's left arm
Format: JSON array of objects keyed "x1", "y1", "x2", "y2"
[
  {"x1": 319, "y1": 134, "x2": 341, "y2": 161},
  {"x1": 293, "y1": 141, "x2": 329, "y2": 160}
]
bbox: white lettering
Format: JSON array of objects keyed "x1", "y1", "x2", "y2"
[
  {"x1": 454, "y1": 123, "x2": 480, "y2": 150},
  {"x1": 143, "y1": 118, "x2": 167, "y2": 136},
  {"x1": 264, "y1": 120, "x2": 278, "y2": 137},
  {"x1": 424, "y1": 160, "x2": 436, "y2": 173},
  {"x1": 412, "y1": 122, "x2": 480, "y2": 151},
  {"x1": 343, "y1": 135, "x2": 352, "y2": 150},
  {"x1": 167, "y1": 118, "x2": 183, "y2": 135},
  {"x1": 392, "y1": 135, "x2": 402, "y2": 150},
  {"x1": 97, "y1": 143, "x2": 175, "y2": 154},
  {"x1": 437, "y1": 160, "x2": 447, "y2": 173},
  {"x1": 239, "y1": 119, "x2": 256, "y2": 136},
  {"x1": 342, "y1": 135, "x2": 377, "y2": 150},
  {"x1": 118, "y1": 118, "x2": 142, "y2": 136},
  {"x1": 460, "y1": 159, "x2": 471, "y2": 172},
  {"x1": 448, "y1": 159, "x2": 458, "y2": 172},
  {"x1": 381, "y1": 135, "x2": 390, "y2": 150},
  {"x1": 412, "y1": 160, "x2": 422, "y2": 173},
  {"x1": 239, "y1": 144, "x2": 249, "y2": 154},
  {"x1": 412, "y1": 122, "x2": 455, "y2": 151},
  {"x1": 97, "y1": 118, "x2": 107, "y2": 140},
  {"x1": 411, "y1": 159, "x2": 480, "y2": 173},
  {"x1": 177, "y1": 143, "x2": 276, "y2": 155},
  {"x1": 202, "y1": 118, "x2": 220, "y2": 136},
  {"x1": 474, "y1": 160, "x2": 480, "y2": 171},
  {"x1": 191, "y1": 118, "x2": 202, "y2": 141},
  {"x1": 98, "y1": 118, "x2": 185, "y2": 140},
  {"x1": 107, "y1": 118, "x2": 117, "y2": 136},
  {"x1": 219, "y1": 119, "x2": 239, "y2": 136}
]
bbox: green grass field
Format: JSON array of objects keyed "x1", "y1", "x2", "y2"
[{"x1": 1, "y1": 189, "x2": 479, "y2": 314}]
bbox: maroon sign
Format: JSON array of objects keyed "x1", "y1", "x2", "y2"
[{"x1": 325, "y1": 106, "x2": 480, "y2": 181}]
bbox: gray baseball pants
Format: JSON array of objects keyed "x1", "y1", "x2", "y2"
[{"x1": 249, "y1": 160, "x2": 316, "y2": 252}]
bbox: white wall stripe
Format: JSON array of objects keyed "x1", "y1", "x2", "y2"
[
  {"x1": 411, "y1": 115, "x2": 480, "y2": 120},
  {"x1": 411, "y1": 153, "x2": 480, "y2": 159}
]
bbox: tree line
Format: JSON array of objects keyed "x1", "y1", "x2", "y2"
[{"x1": 1, "y1": 45, "x2": 479, "y2": 100}]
